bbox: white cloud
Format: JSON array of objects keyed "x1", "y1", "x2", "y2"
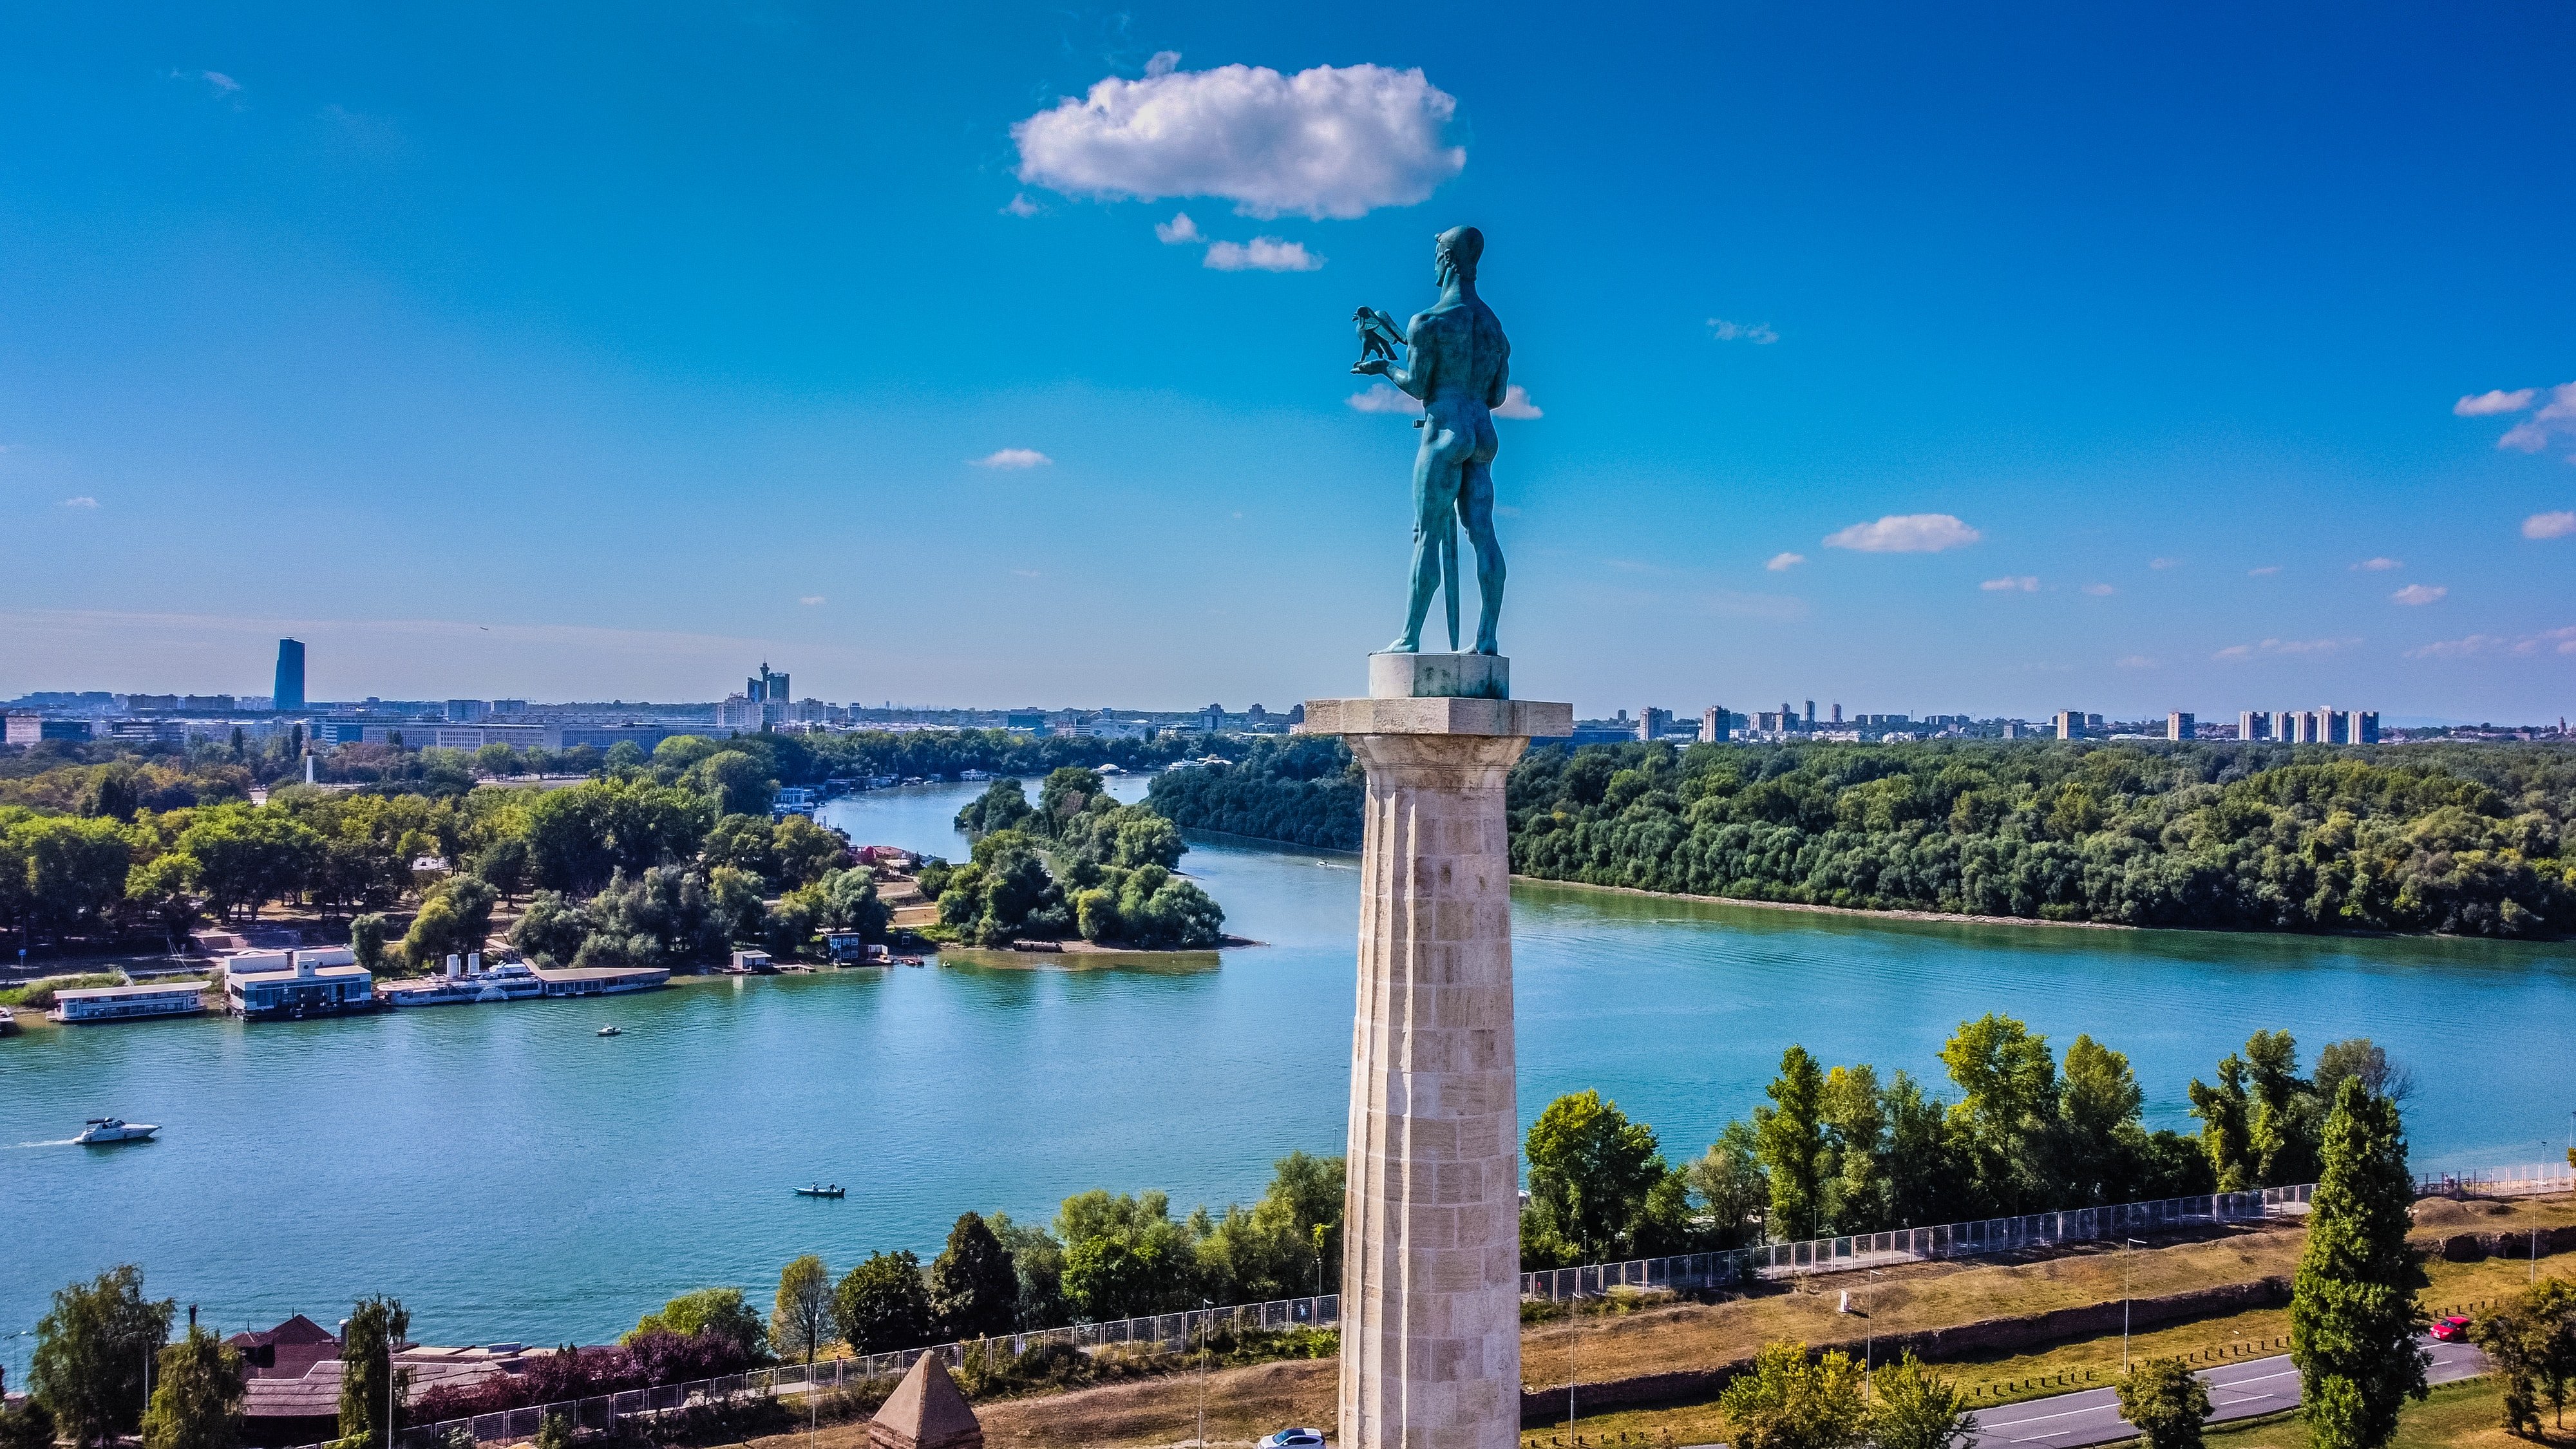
[
  {"x1": 2501, "y1": 421, "x2": 2550, "y2": 453},
  {"x1": 1980, "y1": 576, "x2": 2040, "y2": 592},
  {"x1": 971, "y1": 448, "x2": 1052, "y2": 469},
  {"x1": 2405, "y1": 626, "x2": 2576, "y2": 660},
  {"x1": 1012, "y1": 60, "x2": 1464, "y2": 220},
  {"x1": 1492, "y1": 384, "x2": 1541, "y2": 419},
  {"x1": 2083, "y1": 583, "x2": 2116, "y2": 596},
  {"x1": 2524, "y1": 510, "x2": 2576, "y2": 540},
  {"x1": 1203, "y1": 236, "x2": 1322, "y2": 272},
  {"x1": 58, "y1": 496, "x2": 99, "y2": 509},
  {"x1": 2148, "y1": 557, "x2": 2180, "y2": 570},
  {"x1": 2351, "y1": 556, "x2": 2402, "y2": 571},
  {"x1": 2116, "y1": 654, "x2": 2157, "y2": 669},
  {"x1": 1765, "y1": 552, "x2": 1806, "y2": 572},
  {"x1": 1826, "y1": 513, "x2": 1982, "y2": 553},
  {"x1": 798, "y1": 596, "x2": 826, "y2": 606},
  {"x1": 202, "y1": 70, "x2": 240, "y2": 93},
  {"x1": 2455, "y1": 388, "x2": 2536, "y2": 417},
  {"x1": 1153, "y1": 211, "x2": 1201, "y2": 244},
  {"x1": 1346, "y1": 383, "x2": 1421, "y2": 415},
  {"x1": 2249, "y1": 565, "x2": 2282, "y2": 576},
  {"x1": 1001, "y1": 193, "x2": 1042, "y2": 218},
  {"x1": 2213, "y1": 637, "x2": 2352, "y2": 661},
  {"x1": 2391, "y1": 583, "x2": 2447, "y2": 605},
  {"x1": 1707, "y1": 317, "x2": 1779, "y2": 345}
]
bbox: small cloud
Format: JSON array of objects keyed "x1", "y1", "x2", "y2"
[
  {"x1": 1765, "y1": 552, "x2": 1806, "y2": 573},
  {"x1": 2456, "y1": 388, "x2": 2536, "y2": 417},
  {"x1": 798, "y1": 596, "x2": 826, "y2": 606},
  {"x1": 1492, "y1": 384, "x2": 1542, "y2": 419},
  {"x1": 1153, "y1": 211, "x2": 1202, "y2": 244},
  {"x1": 2351, "y1": 557, "x2": 2402, "y2": 571},
  {"x1": 1826, "y1": 513, "x2": 1982, "y2": 553},
  {"x1": 2391, "y1": 583, "x2": 2447, "y2": 606},
  {"x1": 1707, "y1": 317, "x2": 1779, "y2": 345},
  {"x1": 1203, "y1": 237, "x2": 1323, "y2": 272},
  {"x1": 2148, "y1": 557, "x2": 2180, "y2": 570},
  {"x1": 1001, "y1": 193, "x2": 1043, "y2": 218},
  {"x1": 2116, "y1": 654, "x2": 2157, "y2": 669},
  {"x1": 2214, "y1": 637, "x2": 2353, "y2": 661},
  {"x1": 2523, "y1": 511, "x2": 2576, "y2": 540},
  {"x1": 1346, "y1": 383, "x2": 1422, "y2": 415},
  {"x1": 58, "y1": 496, "x2": 99, "y2": 509},
  {"x1": 971, "y1": 448, "x2": 1052, "y2": 469},
  {"x1": 2083, "y1": 583, "x2": 2116, "y2": 596},
  {"x1": 202, "y1": 70, "x2": 240, "y2": 93},
  {"x1": 2500, "y1": 421, "x2": 2550, "y2": 453},
  {"x1": 2404, "y1": 634, "x2": 2505, "y2": 659},
  {"x1": 2248, "y1": 565, "x2": 2282, "y2": 576},
  {"x1": 1980, "y1": 576, "x2": 2040, "y2": 592}
]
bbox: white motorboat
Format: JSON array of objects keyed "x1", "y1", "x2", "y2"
[
  {"x1": 75, "y1": 1117, "x2": 159, "y2": 1145},
  {"x1": 596, "y1": 1025, "x2": 622, "y2": 1037}
]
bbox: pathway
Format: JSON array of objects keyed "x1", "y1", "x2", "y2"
[{"x1": 1964, "y1": 1334, "x2": 2487, "y2": 1447}]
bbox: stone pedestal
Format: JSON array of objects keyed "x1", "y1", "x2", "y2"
[{"x1": 1301, "y1": 668, "x2": 1571, "y2": 1449}]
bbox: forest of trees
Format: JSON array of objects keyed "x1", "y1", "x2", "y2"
[
  {"x1": 0, "y1": 733, "x2": 887, "y2": 969},
  {"x1": 1516, "y1": 1019, "x2": 2405, "y2": 1270},
  {"x1": 932, "y1": 768, "x2": 1224, "y2": 949},
  {"x1": 1146, "y1": 737, "x2": 2576, "y2": 938}
]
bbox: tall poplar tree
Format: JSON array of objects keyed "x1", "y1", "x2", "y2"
[
  {"x1": 1754, "y1": 1046, "x2": 1828, "y2": 1244},
  {"x1": 142, "y1": 1325, "x2": 245, "y2": 1449},
  {"x1": 2289, "y1": 1077, "x2": 2425, "y2": 1449},
  {"x1": 337, "y1": 1297, "x2": 410, "y2": 1449}
]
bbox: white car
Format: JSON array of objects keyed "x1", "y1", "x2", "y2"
[{"x1": 1258, "y1": 1431, "x2": 1325, "y2": 1449}]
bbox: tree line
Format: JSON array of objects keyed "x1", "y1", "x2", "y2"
[
  {"x1": 1517, "y1": 1018, "x2": 2401, "y2": 1269},
  {"x1": 929, "y1": 768, "x2": 1224, "y2": 949},
  {"x1": 0, "y1": 733, "x2": 893, "y2": 970},
  {"x1": 1143, "y1": 737, "x2": 2576, "y2": 938}
]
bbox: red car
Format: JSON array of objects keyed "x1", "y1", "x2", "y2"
[{"x1": 2432, "y1": 1315, "x2": 2472, "y2": 1342}]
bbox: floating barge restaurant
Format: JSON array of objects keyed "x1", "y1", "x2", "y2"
[
  {"x1": 223, "y1": 949, "x2": 378, "y2": 1021},
  {"x1": 47, "y1": 979, "x2": 213, "y2": 1024}
]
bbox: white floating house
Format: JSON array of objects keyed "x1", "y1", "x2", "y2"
[
  {"x1": 223, "y1": 949, "x2": 377, "y2": 1021},
  {"x1": 47, "y1": 980, "x2": 212, "y2": 1024}
]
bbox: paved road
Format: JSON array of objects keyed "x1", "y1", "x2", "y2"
[{"x1": 1965, "y1": 1335, "x2": 2487, "y2": 1448}]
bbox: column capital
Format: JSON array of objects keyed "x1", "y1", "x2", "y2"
[{"x1": 1296, "y1": 697, "x2": 1573, "y2": 739}]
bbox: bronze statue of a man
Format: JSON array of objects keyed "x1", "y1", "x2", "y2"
[{"x1": 1352, "y1": 225, "x2": 1511, "y2": 656}]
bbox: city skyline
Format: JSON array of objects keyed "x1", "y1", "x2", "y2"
[{"x1": 3, "y1": 5, "x2": 2572, "y2": 717}]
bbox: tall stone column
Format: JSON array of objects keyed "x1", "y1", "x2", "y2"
[{"x1": 1303, "y1": 666, "x2": 1571, "y2": 1449}]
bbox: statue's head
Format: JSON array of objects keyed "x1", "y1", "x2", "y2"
[{"x1": 1434, "y1": 225, "x2": 1483, "y2": 285}]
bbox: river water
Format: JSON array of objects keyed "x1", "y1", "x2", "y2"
[{"x1": 5, "y1": 777, "x2": 2571, "y2": 1374}]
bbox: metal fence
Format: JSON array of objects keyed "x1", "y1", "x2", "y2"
[
  {"x1": 1517, "y1": 1182, "x2": 2315, "y2": 1302},
  {"x1": 325, "y1": 1160, "x2": 2576, "y2": 1448}
]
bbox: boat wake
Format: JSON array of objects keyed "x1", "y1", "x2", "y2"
[{"x1": 11, "y1": 1139, "x2": 83, "y2": 1148}]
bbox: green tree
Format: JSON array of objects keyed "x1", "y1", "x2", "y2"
[
  {"x1": 953, "y1": 779, "x2": 1033, "y2": 837},
  {"x1": 2289, "y1": 1077, "x2": 2427, "y2": 1449},
  {"x1": 929, "y1": 1213, "x2": 1020, "y2": 1342},
  {"x1": 2244, "y1": 1029, "x2": 2320, "y2": 1186},
  {"x1": 1756, "y1": 1046, "x2": 1830, "y2": 1243},
  {"x1": 770, "y1": 1256, "x2": 835, "y2": 1366},
  {"x1": 30, "y1": 1265, "x2": 175, "y2": 1449},
  {"x1": 768, "y1": 814, "x2": 846, "y2": 889},
  {"x1": 508, "y1": 891, "x2": 590, "y2": 967},
  {"x1": 1716, "y1": 1340, "x2": 1868, "y2": 1449},
  {"x1": 1686, "y1": 1120, "x2": 1770, "y2": 1247},
  {"x1": 627, "y1": 1287, "x2": 768, "y2": 1359},
  {"x1": 2058, "y1": 1034, "x2": 2145, "y2": 1204},
  {"x1": 1866, "y1": 1353, "x2": 1974, "y2": 1449},
  {"x1": 348, "y1": 913, "x2": 392, "y2": 974},
  {"x1": 833, "y1": 1252, "x2": 934, "y2": 1355},
  {"x1": 1820, "y1": 1063, "x2": 1888, "y2": 1233},
  {"x1": 532, "y1": 1414, "x2": 573, "y2": 1449},
  {"x1": 399, "y1": 875, "x2": 497, "y2": 971},
  {"x1": 337, "y1": 1297, "x2": 409, "y2": 1449},
  {"x1": 468, "y1": 835, "x2": 531, "y2": 904},
  {"x1": 2473, "y1": 1289, "x2": 2552, "y2": 1437},
  {"x1": 0, "y1": 1398, "x2": 56, "y2": 1449},
  {"x1": 1523, "y1": 1089, "x2": 1667, "y2": 1264},
  {"x1": 1939, "y1": 1014, "x2": 2060, "y2": 1215},
  {"x1": 1110, "y1": 812, "x2": 1184, "y2": 871},
  {"x1": 2187, "y1": 1053, "x2": 2255, "y2": 1191},
  {"x1": 2114, "y1": 1357, "x2": 2212, "y2": 1449},
  {"x1": 683, "y1": 750, "x2": 777, "y2": 817},
  {"x1": 142, "y1": 1324, "x2": 245, "y2": 1449}
]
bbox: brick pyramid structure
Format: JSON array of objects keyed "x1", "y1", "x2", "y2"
[{"x1": 866, "y1": 1353, "x2": 982, "y2": 1449}]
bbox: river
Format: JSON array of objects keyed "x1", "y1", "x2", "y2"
[{"x1": 5, "y1": 776, "x2": 2571, "y2": 1376}]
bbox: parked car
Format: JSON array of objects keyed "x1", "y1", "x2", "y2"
[
  {"x1": 1258, "y1": 1432, "x2": 1326, "y2": 1449},
  {"x1": 2431, "y1": 1314, "x2": 2473, "y2": 1342}
]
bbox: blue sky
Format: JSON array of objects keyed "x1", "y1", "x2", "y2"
[{"x1": 3, "y1": 3, "x2": 2571, "y2": 722}]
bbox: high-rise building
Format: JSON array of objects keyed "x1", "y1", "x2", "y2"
[
  {"x1": 2356, "y1": 710, "x2": 2380, "y2": 744},
  {"x1": 1803, "y1": 700, "x2": 1816, "y2": 726},
  {"x1": 2239, "y1": 710, "x2": 2267, "y2": 741},
  {"x1": 1638, "y1": 706, "x2": 1672, "y2": 741},
  {"x1": 446, "y1": 699, "x2": 490, "y2": 723},
  {"x1": 2168, "y1": 711, "x2": 2196, "y2": 741},
  {"x1": 1830, "y1": 703, "x2": 1844, "y2": 724},
  {"x1": 273, "y1": 638, "x2": 306, "y2": 713},
  {"x1": 2054, "y1": 709, "x2": 2085, "y2": 741},
  {"x1": 1700, "y1": 706, "x2": 1730, "y2": 743}
]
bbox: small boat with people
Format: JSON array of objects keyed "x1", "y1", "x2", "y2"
[
  {"x1": 793, "y1": 1183, "x2": 846, "y2": 1198},
  {"x1": 75, "y1": 1117, "x2": 159, "y2": 1145},
  {"x1": 596, "y1": 1025, "x2": 622, "y2": 1037}
]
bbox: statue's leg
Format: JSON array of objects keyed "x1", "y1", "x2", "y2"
[
  {"x1": 1461, "y1": 428, "x2": 1506, "y2": 655},
  {"x1": 1389, "y1": 435, "x2": 1452, "y2": 652},
  {"x1": 1441, "y1": 524, "x2": 1461, "y2": 651}
]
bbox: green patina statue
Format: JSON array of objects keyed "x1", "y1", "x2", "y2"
[{"x1": 1352, "y1": 225, "x2": 1511, "y2": 656}]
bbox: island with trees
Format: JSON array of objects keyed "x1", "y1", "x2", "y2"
[
  {"x1": 928, "y1": 768, "x2": 1228, "y2": 952},
  {"x1": 1144, "y1": 737, "x2": 2576, "y2": 938}
]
